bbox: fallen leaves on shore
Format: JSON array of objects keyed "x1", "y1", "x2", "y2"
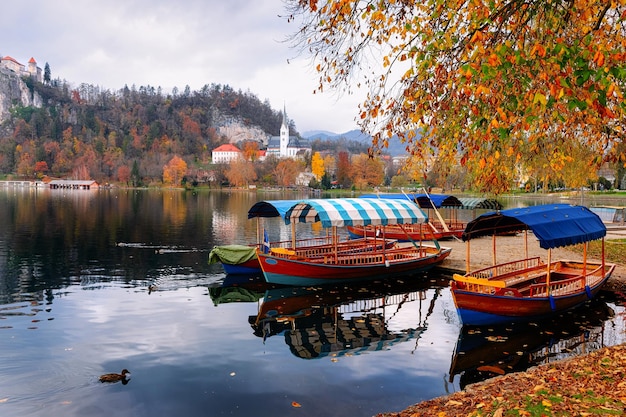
[{"x1": 376, "y1": 343, "x2": 626, "y2": 417}]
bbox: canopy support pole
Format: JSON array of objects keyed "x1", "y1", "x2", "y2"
[
  {"x1": 583, "y1": 242, "x2": 588, "y2": 287},
  {"x1": 492, "y1": 234, "x2": 496, "y2": 266},
  {"x1": 465, "y1": 239, "x2": 470, "y2": 274},
  {"x1": 546, "y1": 249, "x2": 552, "y2": 295},
  {"x1": 524, "y1": 230, "x2": 529, "y2": 268}
]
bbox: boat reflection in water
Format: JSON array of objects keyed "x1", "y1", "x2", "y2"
[
  {"x1": 449, "y1": 296, "x2": 615, "y2": 389},
  {"x1": 208, "y1": 273, "x2": 271, "y2": 306},
  {"x1": 249, "y1": 274, "x2": 450, "y2": 359}
]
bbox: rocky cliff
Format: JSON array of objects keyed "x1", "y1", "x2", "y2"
[{"x1": 0, "y1": 69, "x2": 43, "y2": 132}]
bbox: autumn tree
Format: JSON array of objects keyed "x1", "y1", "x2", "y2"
[
  {"x1": 242, "y1": 141, "x2": 260, "y2": 161},
  {"x1": 273, "y1": 158, "x2": 301, "y2": 187},
  {"x1": 311, "y1": 151, "x2": 325, "y2": 180},
  {"x1": 34, "y1": 161, "x2": 49, "y2": 179},
  {"x1": 336, "y1": 151, "x2": 352, "y2": 188},
  {"x1": 117, "y1": 165, "x2": 131, "y2": 184},
  {"x1": 286, "y1": 1, "x2": 626, "y2": 194},
  {"x1": 224, "y1": 159, "x2": 257, "y2": 187},
  {"x1": 350, "y1": 153, "x2": 385, "y2": 190},
  {"x1": 163, "y1": 155, "x2": 188, "y2": 186}
]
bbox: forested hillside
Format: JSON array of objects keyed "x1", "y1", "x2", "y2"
[{"x1": 0, "y1": 74, "x2": 291, "y2": 185}]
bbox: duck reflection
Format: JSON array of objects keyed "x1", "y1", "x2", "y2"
[
  {"x1": 448, "y1": 296, "x2": 615, "y2": 389},
  {"x1": 249, "y1": 275, "x2": 449, "y2": 359}
]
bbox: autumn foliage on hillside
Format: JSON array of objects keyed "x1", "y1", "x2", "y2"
[
  {"x1": 288, "y1": 0, "x2": 626, "y2": 194},
  {"x1": 0, "y1": 81, "x2": 287, "y2": 184}
]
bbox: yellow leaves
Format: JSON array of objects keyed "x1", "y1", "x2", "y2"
[
  {"x1": 479, "y1": 158, "x2": 486, "y2": 169},
  {"x1": 476, "y1": 85, "x2": 490, "y2": 96},
  {"x1": 532, "y1": 92, "x2": 547, "y2": 106}
]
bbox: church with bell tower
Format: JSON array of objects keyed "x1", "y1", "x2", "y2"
[{"x1": 266, "y1": 104, "x2": 311, "y2": 159}]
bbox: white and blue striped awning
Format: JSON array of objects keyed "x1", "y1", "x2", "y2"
[{"x1": 284, "y1": 198, "x2": 428, "y2": 228}]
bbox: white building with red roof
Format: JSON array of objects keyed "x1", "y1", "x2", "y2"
[{"x1": 212, "y1": 143, "x2": 243, "y2": 164}]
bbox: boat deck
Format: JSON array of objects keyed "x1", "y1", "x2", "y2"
[{"x1": 456, "y1": 259, "x2": 610, "y2": 298}]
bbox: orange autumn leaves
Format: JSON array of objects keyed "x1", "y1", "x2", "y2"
[{"x1": 290, "y1": 0, "x2": 626, "y2": 194}]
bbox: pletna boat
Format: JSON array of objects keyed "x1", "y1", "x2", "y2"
[
  {"x1": 256, "y1": 198, "x2": 452, "y2": 286},
  {"x1": 208, "y1": 199, "x2": 396, "y2": 274},
  {"x1": 346, "y1": 192, "x2": 466, "y2": 241},
  {"x1": 450, "y1": 204, "x2": 616, "y2": 326}
]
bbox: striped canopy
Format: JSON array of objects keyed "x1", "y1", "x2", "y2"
[
  {"x1": 284, "y1": 198, "x2": 428, "y2": 228},
  {"x1": 458, "y1": 197, "x2": 503, "y2": 210}
]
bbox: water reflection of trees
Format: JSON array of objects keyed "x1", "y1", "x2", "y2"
[{"x1": 0, "y1": 189, "x2": 218, "y2": 303}]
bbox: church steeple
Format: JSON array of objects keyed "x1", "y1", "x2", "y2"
[{"x1": 280, "y1": 102, "x2": 289, "y2": 157}]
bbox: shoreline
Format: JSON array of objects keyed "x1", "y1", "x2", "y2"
[{"x1": 378, "y1": 229, "x2": 626, "y2": 416}]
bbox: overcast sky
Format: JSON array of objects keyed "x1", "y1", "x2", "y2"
[{"x1": 1, "y1": 0, "x2": 364, "y2": 134}]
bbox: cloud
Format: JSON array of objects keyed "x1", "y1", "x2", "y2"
[{"x1": 1, "y1": 0, "x2": 364, "y2": 133}]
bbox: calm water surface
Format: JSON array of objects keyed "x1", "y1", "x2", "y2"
[{"x1": 0, "y1": 188, "x2": 624, "y2": 417}]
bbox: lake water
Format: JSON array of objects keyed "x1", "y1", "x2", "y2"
[{"x1": 0, "y1": 187, "x2": 624, "y2": 417}]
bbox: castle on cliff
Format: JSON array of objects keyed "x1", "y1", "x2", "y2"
[{"x1": 0, "y1": 55, "x2": 43, "y2": 82}]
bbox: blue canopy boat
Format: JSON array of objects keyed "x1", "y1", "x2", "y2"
[{"x1": 450, "y1": 204, "x2": 616, "y2": 325}]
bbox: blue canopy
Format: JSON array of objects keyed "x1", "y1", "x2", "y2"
[
  {"x1": 247, "y1": 200, "x2": 301, "y2": 219},
  {"x1": 284, "y1": 198, "x2": 428, "y2": 228},
  {"x1": 359, "y1": 193, "x2": 462, "y2": 208},
  {"x1": 462, "y1": 204, "x2": 606, "y2": 249}
]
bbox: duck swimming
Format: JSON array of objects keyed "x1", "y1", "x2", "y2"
[{"x1": 99, "y1": 369, "x2": 131, "y2": 384}]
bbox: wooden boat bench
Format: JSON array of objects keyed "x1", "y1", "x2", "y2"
[{"x1": 501, "y1": 269, "x2": 546, "y2": 288}]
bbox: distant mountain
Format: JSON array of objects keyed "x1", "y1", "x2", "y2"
[{"x1": 303, "y1": 129, "x2": 411, "y2": 156}]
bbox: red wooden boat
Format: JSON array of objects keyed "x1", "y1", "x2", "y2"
[
  {"x1": 348, "y1": 193, "x2": 466, "y2": 241},
  {"x1": 347, "y1": 221, "x2": 464, "y2": 241},
  {"x1": 257, "y1": 198, "x2": 452, "y2": 286},
  {"x1": 450, "y1": 204, "x2": 616, "y2": 325},
  {"x1": 209, "y1": 199, "x2": 398, "y2": 274}
]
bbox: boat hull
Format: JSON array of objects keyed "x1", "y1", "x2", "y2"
[
  {"x1": 451, "y1": 262, "x2": 615, "y2": 325},
  {"x1": 258, "y1": 247, "x2": 451, "y2": 286},
  {"x1": 221, "y1": 258, "x2": 261, "y2": 274}
]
